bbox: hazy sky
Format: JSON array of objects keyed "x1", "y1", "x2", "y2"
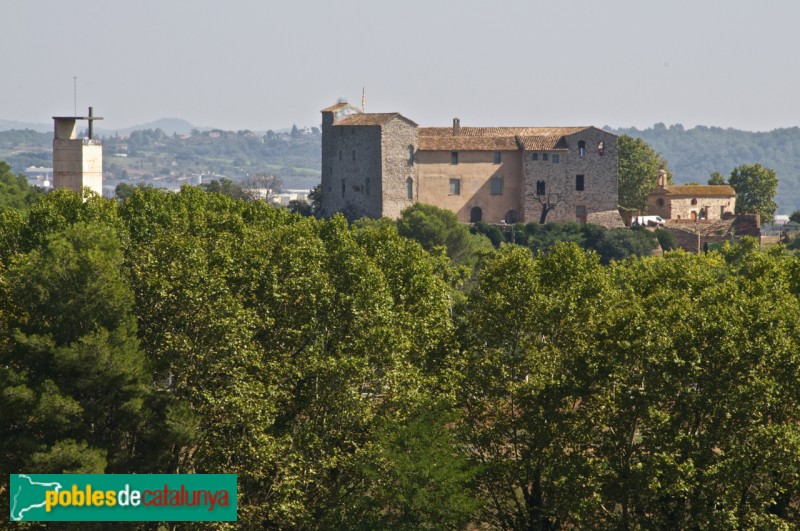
[{"x1": 4, "y1": 0, "x2": 800, "y2": 132}]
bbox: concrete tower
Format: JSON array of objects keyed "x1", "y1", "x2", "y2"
[{"x1": 52, "y1": 107, "x2": 103, "y2": 196}]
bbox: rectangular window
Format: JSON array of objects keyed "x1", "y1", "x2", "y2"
[
  {"x1": 341, "y1": 179, "x2": 345, "y2": 197},
  {"x1": 536, "y1": 180, "x2": 546, "y2": 196},
  {"x1": 542, "y1": 153, "x2": 548, "y2": 161},
  {"x1": 491, "y1": 176, "x2": 503, "y2": 195},
  {"x1": 451, "y1": 152, "x2": 458, "y2": 165},
  {"x1": 552, "y1": 154, "x2": 560, "y2": 163},
  {"x1": 576, "y1": 174, "x2": 585, "y2": 191},
  {"x1": 449, "y1": 178, "x2": 460, "y2": 195},
  {"x1": 494, "y1": 151, "x2": 501, "y2": 164},
  {"x1": 531, "y1": 153, "x2": 538, "y2": 161}
]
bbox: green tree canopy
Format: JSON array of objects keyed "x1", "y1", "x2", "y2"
[
  {"x1": 0, "y1": 222, "x2": 187, "y2": 479},
  {"x1": 708, "y1": 170, "x2": 727, "y2": 185},
  {"x1": 728, "y1": 163, "x2": 778, "y2": 221},
  {"x1": 396, "y1": 203, "x2": 493, "y2": 270},
  {"x1": 618, "y1": 135, "x2": 671, "y2": 211},
  {"x1": 0, "y1": 160, "x2": 42, "y2": 211}
]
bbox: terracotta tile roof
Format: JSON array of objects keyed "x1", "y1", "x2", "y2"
[
  {"x1": 320, "y1": 102, "x2": 353, "y2": 112},
  {"x1": 335, "y1": 113, "x2": 404, "y2": 126},
  {"x1": 418, "y1": 135, "x2": 520, "y2": 151},
  {"x1": 651, "y1": 185, "x2": 736, "y2": 197},
  {"x1": 516, "y1": 135, "x2": 569, "y2": 151},
  {"x1": 418, "y1": 126, "x2": 589, "y2": 151},
  {"x1": 420, "y1": 126, "x2": 588, "y2": 137}
]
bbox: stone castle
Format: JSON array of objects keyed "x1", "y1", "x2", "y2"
[{"x1": 320, "y1": 102, "x2": 622, "y2": 226}]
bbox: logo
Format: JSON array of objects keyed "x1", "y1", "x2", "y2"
[{"x1": 9, "y1": 474, "x2": 237, "y2": 522}]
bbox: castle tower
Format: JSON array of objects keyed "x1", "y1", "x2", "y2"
[{"x1": 52, "y1": 107, "x2": 103, "y2": 196}]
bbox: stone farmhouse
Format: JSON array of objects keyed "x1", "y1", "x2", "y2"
[
  {"x1": 320, "y1": 102, "x2": 622, "y2": 227},
  {"x1": 647, "y1": 170, "x2": 736, "y2": 221}
]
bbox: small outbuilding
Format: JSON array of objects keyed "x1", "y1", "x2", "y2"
[{"x1": 647, "y1": 170, "x2": 735, "y2": 221}]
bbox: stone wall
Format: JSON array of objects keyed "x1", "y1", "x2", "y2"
[
  {"x1": 321, "y1": 117, "x2": 384, "y2": 218},
  {"x1": 319, "y1": 111, "x2": 336, "y2": 216},
  {"x1": 667, "y1": 196, "x2": 735, "y2": 221},
  {"x1": 663, "y1": 221, "x2": 735, "y2": 253},
  {"x1": 417, "y1": 150, "x2": 524, "y2": 223},
  {"x1": 380, "y1": 118, "x2": 419, "y2": 219},
  {"x1": 523, "y1": 128, "x2": 619, "y2": 225}
]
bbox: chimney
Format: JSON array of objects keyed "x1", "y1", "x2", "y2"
[{"x1": 452, "y1": 118, "x2": 461, "y2": 136}]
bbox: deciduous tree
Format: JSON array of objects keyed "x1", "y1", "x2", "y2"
[
  {"x1": 729, "y1": 163, "x2": 778, "y2": 222},
  {"x1": 618, "y1": 135, "x2": 671, "y2": 211}
]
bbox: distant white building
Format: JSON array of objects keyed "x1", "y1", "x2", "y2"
[
  {"x1": 24, "y1": 166, "x2": 53, "y2": 188},
  {"x1": 270, "y1": 189, "x2": 311, "y2": 206}
]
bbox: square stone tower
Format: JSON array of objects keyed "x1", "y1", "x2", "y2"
[
  {"x1": 320, "y1": 102, "x2": 418, "y2": 219},
  {"x1": 52, "y1": 107, "x2": 103, "y2": 196}
]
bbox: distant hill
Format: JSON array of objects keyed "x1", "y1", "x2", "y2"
[
  {"x1": 0, "y1": 117, "x2": 203, "y2": 137},
  {"x1": 96, "y1": 118, "x2": 200, "y2": 137},
  {"x1": 608, "y1": 124, "x2": 800, "y2": 214},
  {"x1": 0, "y1": 119, "x2": 51, "y2": 133}
]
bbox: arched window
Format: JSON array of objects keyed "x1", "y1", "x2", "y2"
[
  {"x1": 505, "y1": 209, "x2": 518, "y2": 224},
  {"x1": 578, "y1": 140, "x2": 586, "y2": 158},
  {"x1": 406, "y1": 177, "x2": 413, "y2": 200},
  {"x1": 657, "y1": 198, "x2": 665, "y2": 207},
  {"x1": 536, "y1": 180, "x2": 546, "y2": 196},
  {"x1": 598, "y1": 141, "x2": 604, "y2": 156},
  {"x1": 691, "y1": 198, "x2": 698, "y2": 206},
  {"x1": 470, "y1": 206, "x2": 482, "y2": 223}
]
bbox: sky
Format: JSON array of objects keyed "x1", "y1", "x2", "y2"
[{"x1": 3, "y1": 0, "x2": 800, "y2": 132}]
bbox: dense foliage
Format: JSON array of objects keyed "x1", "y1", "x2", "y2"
[
  {"x1": 473, "y1": 220, "x2": 659, "y2": 264},
  {"x1": 1, "y1": 190, "x2": 800, "y2": 529},
  {"x1": 0, "y1": 161, "x2": 43, "y2": 211},
  {"x1": 617, "y1": 135, "x2": 671, "y2": 211},
  {"x1": 729, "y1": 163, "x2": 779, "y2": 221}
]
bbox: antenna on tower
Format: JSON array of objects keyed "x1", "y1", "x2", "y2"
[{"x1": 73, "y1": 76, "x2": 77, "y2": 117}]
